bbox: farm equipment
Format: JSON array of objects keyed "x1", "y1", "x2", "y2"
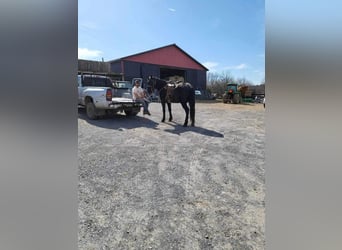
[
  {"x1": 223, "y1": 83, "x2": 242, "y2": 104},
  {"x1": 222, "y1": 83, "x2": 252, "y2": 104}
]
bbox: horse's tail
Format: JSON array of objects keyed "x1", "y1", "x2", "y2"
[{"x1": 189, "y1": 88, "x2": 195, "y2": 125}]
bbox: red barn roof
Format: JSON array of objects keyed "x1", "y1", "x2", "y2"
[{"x1": 110, "y1": 44, "x2": 208, "y2": 71}]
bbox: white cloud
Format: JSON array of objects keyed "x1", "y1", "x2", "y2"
[
  {"x1": 224, "y1": 63, "x2": 248, "y2": 70},
  {"x1": 80, "y1": 22, "x2": 98, "y2": 30},
  {"x1": 254, "y1": 70, "x2": 265, "y2": 76},
  {"x1": 236, "y1": 63, "x2": 247, "y2": 69},
  {"x1": 168, "y1": 8, "x2": 176, "y2": 12},
  {"x1": 202, "y1": 61, "x2": 219, "y2": 71},
  {"x1": 78, "y1": 48, "x2": 103, "y2": 60}
]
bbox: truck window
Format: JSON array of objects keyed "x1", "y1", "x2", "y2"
[
  {"x1": 82, "y1": 77, "x2": 93, "y2": 86},
  {"x1": 82, "y1": 76, "x2": 113, "y2": 87},
  {"x1": 94, "y1": 78, "x2": 112, "y2": 87},
  {"x1": 116, "y1": 81, "x2": 132, "y2": 88}
]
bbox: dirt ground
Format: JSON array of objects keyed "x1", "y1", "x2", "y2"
[{"x1": 78, "y1": 101, "x2": 265, "y2": 250}]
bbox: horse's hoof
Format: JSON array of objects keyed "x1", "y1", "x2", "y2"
[
  {"x1": 191, "y1": 124, "x2": 195, "y2": 127},
  {"x1": 161, "y1": 120, "x2": 165, "y2": 123},
  {"x1": 183, "y1": 124, "x2": 188, "y2": 127},
  {"x1": 169, "y1": 119, "x2": 172, "y2": 122}
]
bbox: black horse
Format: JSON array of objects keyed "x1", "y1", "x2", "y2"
[{"x1": 147, "y1": 76, "x2": 195, "y2": 127}]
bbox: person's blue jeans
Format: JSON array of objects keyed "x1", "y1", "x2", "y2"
[{"x1": 135, "y1": 99, "x2": 149, "y2": 113}]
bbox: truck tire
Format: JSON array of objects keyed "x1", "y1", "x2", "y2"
[
  {"x1": 124, "y1": 110, "x2": 139, "y2": 116},
  {"x1": 233, "y1": 93, "x2": 240, "y2": 104},
  {"x1": 86, "y1": 102, "x2": 98, "y2": 120}
]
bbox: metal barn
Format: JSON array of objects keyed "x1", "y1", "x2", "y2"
[{"x1": 109, "y1": 44, "x2": 208, "y2": 90}]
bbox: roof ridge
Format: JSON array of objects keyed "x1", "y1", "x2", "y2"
[{"x1": 108, "y1": 44, "x2": 208, "y2": 71}]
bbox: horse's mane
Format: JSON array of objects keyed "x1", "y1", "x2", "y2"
[
  {"x1": 149, "y1": 76, "x2": 193, "y2": 89},
  {"x1": 150, "y1": 76, "x2": 167, "y2": 83},
  {"x1": 149, "y1": 76, "x2": 166, "y2": 85}
]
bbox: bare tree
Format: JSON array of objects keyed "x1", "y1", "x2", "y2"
[
  {"x1": 236, "y1": 77, "x2": 253, "y2": 86},
  {"x1": 207, "y1": 72, "x2": 221, "y2": 85},
  {"x1": 221, "y1": 70, "x2": 234, "y2": 84},
  {"x1": 207, "y1": 71, "x2": 234, "y2": 97},
  {"x1": 206, "y1": 71, "x2": 255, "y2": 98}
]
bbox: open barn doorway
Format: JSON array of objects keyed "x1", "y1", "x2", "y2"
[{"x1": 160, "y1": 68, "x2": 185, "y2": 82}]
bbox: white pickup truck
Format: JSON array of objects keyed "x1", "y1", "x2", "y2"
[{"x1": 78, "y1": 74, "x2": 142, "y2": 119}]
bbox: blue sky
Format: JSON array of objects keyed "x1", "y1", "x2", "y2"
[{"x1": 78, "y1": 0, "x2": 264, "y2": 84}]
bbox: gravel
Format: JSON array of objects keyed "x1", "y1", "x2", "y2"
[{"x1": 78, "y1": 101, "x2": 265, "y2": 250}]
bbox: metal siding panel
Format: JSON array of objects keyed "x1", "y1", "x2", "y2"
[
  {"x1": 141, "y1": 64, "x2": 160, "y2": 82},
  {"x1": 121, "y1": 60, "x2": 207, "y2": 89},
  {"x1": 185, "y1": 70, "x2": 207, "y2": 90},
  {"x1": 186, "y1": 70, "x2": 200, "y2": 89},
  {"x1": 197, "y1": 71, "x2": 207, "y2": 90},
  {"x1": 124, "y1": 61, "x2": 141, "y2": 81},
  {"x1": 140, "y1": 64, "x2": 160, "y2": 88},
  {"x1": 124, "y1": 46, "x2": 205, "y2": 70},
  {"x1": 110, "y1": 62, "x2": 122, "y2": 73},
  {"x1": 123, "y1": 62, "x2": 160, "y2": 87}
]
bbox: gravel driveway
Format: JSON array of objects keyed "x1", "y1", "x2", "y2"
[{"x1": 78, "y1": 101, "x2": 265, "y2": 250}]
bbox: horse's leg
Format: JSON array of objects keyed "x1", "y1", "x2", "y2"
[
  {"x1": 161, "y1": 101, "x2": 166, "y2": 122},
  {"x1": 167, "y1": 102, "x2": 173, "y2": 122},
  {"x1": 189, "y1": 100, "x2": 195, "y2": 126},
  {"x1": 180, "y1": 101, "x2": 189, "y2": 127}
]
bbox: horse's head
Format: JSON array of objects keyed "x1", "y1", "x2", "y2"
[
  {"x1": 147, "y1": 76, "x2": 167, "y2": 93},
  {"x1": 146, "y1": 76, "x2": 156, "y2": 95},
  {"x1": 147, "y1": 76, "x2": 154, "y2": 88}
]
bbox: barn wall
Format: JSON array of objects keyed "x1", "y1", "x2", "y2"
[
  {"x1": 123, "y1": 61, "x2": 160, "y2": 87},
  {"x1": 197, "y1": 71, "x2": 207, "y2": 90},
  {"x1": 184, "y1": 69, "x2": 206, "y2": 90},
  {"x1": 140, "y1": 63, "x2": 160, "y2": 81},
  {"x1": 122, "y1": 61, "x2": 140, "y2": 80},
  {"x1": 113, "y1": 60, "x2": 207, "y2": 90},
  {"x1": 110, "y1": 61, "x2": 121, "y2": 73},
  {"x1": 185, "y1": 69, "x2": 198, "y2": 88}
]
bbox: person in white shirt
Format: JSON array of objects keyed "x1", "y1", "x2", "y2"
[{"x1": 132, "y1": 80, "x2": 151, "y2": 115}]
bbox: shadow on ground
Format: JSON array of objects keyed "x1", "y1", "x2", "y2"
[
  {"x1": 79, "y1": 108, "x2": 224, "y2": 137},
  {"x1": 78, "y1": 108, "x2": 159, "y2": 130},
  {"x1": 164, "y1": 122, "x2": 224, "y2": 138}
]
